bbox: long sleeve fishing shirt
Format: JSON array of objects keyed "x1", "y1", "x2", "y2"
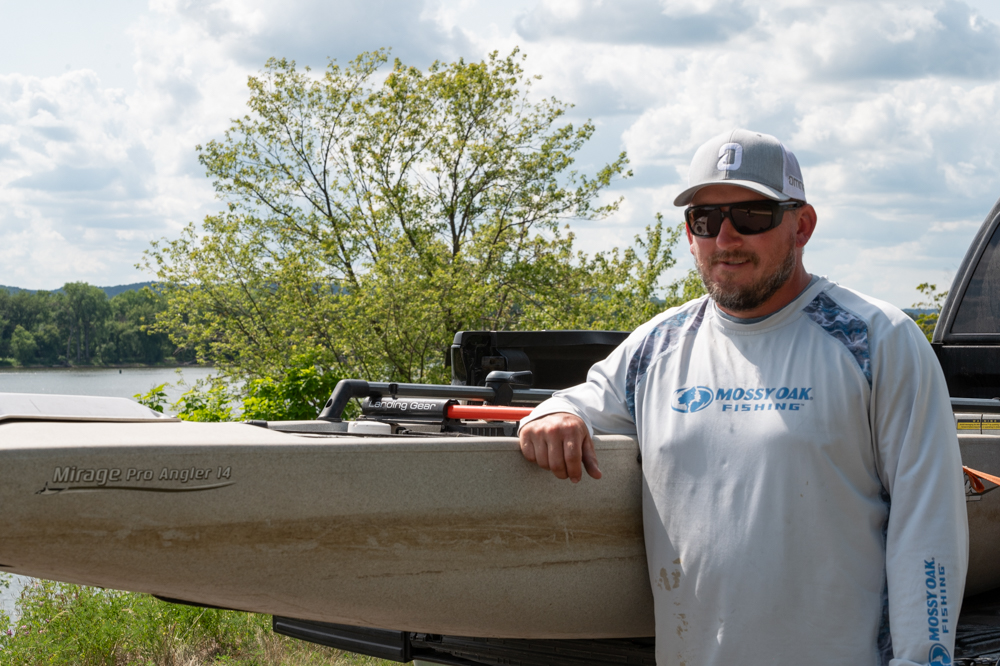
[{"x1": 522, "y1": 276, "x2": 968, "y2": 666}]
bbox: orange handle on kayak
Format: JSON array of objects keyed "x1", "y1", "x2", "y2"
[
  {"x1": 964, "y1": 466, "x2": 1000, "y2": 493},
  {"x1": 446, "y1": 405, "x2": 534, "y2": 421}
]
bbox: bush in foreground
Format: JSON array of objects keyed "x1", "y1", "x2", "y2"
[{"x1": 0, "y1": 577, "x2": 392, "y2": 666}]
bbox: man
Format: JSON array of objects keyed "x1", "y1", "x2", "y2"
[{"x1": 519, "y1": 129, "x2": 968, "y2": 666}]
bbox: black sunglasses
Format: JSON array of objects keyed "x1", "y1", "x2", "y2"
[{"x1": 685, "y1": 200, "x2": 804, "y2": 238}]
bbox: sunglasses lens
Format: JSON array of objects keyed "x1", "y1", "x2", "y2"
[
  {"x1": 687, "y1": 208, "x2": 722, "y2": 237},
  {"x1": 686, "y1": 201, "x2": 790, "y2": 237},
  {"x1": 729, "y1": 204, "x2": 776, "y2": 234}
]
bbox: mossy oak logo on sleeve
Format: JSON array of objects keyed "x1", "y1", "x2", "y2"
[
  {"x1": 925, "y1": 559, "x2": 952, "y2": 647},
  {"x1": 929, "y1": 643, "x2": 951, "y2": 666},
  {"x1": 36, "y1": 465, "x2": 234, "y2": 495}
]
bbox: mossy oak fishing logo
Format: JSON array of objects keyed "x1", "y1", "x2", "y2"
[
  {"x1": 36, "y1": 465, "x2": 234, "y2": 495},
  {"x1": 671, "y1": 385, "x2": 814, "y2": 414}
]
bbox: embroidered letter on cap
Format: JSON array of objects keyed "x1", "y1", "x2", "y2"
[{"x1": 717, "y1": 143, "x2": 742, "y2": 171}]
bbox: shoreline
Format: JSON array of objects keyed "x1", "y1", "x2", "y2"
[
  {"x1": 0, "y1": 366, "x2": 219, "y2": 405},
  {"x1": 0, "y1": 364, "x2": 214, "y2": 371}
]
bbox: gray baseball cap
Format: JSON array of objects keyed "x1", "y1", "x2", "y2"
[{"x1": 673, "y1": 129, "x2": 806, "y2": 206}]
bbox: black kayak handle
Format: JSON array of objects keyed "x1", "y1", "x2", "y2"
[{"x1": 317, "y1": 379, "x2": 555, "y2": 421}]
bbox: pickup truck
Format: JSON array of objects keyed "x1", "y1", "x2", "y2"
[{"x1": 274, "y1": 196, "x2": 1000, "y2": 665}]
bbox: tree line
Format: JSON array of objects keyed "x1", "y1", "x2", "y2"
[{"x1": 0, "y1": 284, "x2": 188, "y2": 367}]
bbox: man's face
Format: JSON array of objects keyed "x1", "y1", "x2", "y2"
[{"x1": 687, "y1": 185, "x2": 802, "y2": 313}]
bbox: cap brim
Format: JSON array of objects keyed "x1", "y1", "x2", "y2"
[{"x1": 673, "y1": 180, "x2": 790, "y2": 207}]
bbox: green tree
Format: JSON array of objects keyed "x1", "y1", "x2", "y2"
[
  {"x1": 63, "y1": 282, "x2": 110, "y2": 363},
  {"x1": 31, "y1": 321, "x2": 63, "y2": 363},
  {"x1": 912, "y1": 282, "x2": 948, "y2": 342},
  {"x1": 101, "y1": 288, "x2": 175, "y2": 364},
  {"x1": 9, "y1": 325, "x2": 37, "y2": 365},
  {"x1": 0, "y1": 289, "x2": 65, "y2": 364},
  {"x1": 145, "y1": 49, "x2": 644, "y2": 387},
  {"x1": 520, "y1": 219, "x2": 706, "y2": 331}
]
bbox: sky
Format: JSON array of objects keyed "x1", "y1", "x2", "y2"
[{"x1": 2, "y1": 0, "x2": 1000, "y2": 309}]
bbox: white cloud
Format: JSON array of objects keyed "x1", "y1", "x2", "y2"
[
  {"x1": 1, "y1": 0, "x2": 999, "y2": 309},
  {"x1": 152, "y1": 0, "x2": 470, "y2": 68},
  {"x1": 501, "y1": 0, "x2": 1000, "y2": 305},
  {"x1": 780, "y1": 1, "x2": 1000, "y2": 81},
  {"x1": 514, "y1": 0, "x2": 756, "y2": 46},
  {"x1": 0, "y1": 72, "x2": 160, "y2": 285}
]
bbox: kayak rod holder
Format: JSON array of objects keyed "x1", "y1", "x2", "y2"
[{"x1": 317, "y1": 375, "x2": 555, "y2": 422}]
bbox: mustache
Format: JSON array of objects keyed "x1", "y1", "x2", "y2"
[{"x1": 709, "y1": 250, "x2": 760, "y2": 267}]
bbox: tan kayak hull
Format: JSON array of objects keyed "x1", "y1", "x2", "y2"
[
  {"x1": 956, "y1": 433, "x2": 1000, "y2": 596},
  {"x1": 2, "y1": 420, "x2": 998, "y2": 637},
  {"x1": 0, "y1": 421, "x2": 653, "y2": 639}
]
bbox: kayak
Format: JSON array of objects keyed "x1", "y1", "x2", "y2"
[
  {"x1": 0, "y1": 396, "x2": 652, "y2": 639},
  {"x1": 2, "y1": 391, "x2": 999, "y2": 639}
]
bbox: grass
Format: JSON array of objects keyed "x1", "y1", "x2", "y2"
[{"x1": 0, "y1": 576, "x2": 398, "y2": 666}]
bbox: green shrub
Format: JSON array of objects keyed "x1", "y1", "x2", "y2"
[
  {"x1": 134, "y1": 383, "x2": 169, "y2": 413},
  {"x1": 174, "y1": 381, "x2": 234, "y2": 422},
  {"x1": 133, "y1": 354, "x2": 356, "y2": 423},
  {"x1": 0, "y1": 576, "x2": 393, "y2": 665},
  {"x1": 240, "y1": 355, "x2": 353, "y2": 422}
]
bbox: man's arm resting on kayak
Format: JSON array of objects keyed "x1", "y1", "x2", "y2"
[{"x1": 518, "y1": 412, "x2": 600, "y2": 483}]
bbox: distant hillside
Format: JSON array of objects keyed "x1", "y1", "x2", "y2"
[
  {"x1": 0, "y1": 285, "x2": 29, "y2": 295},
  {"x1": 0, "y1": 282, "x2": 156, "y2": 297},
  {"x1": 99, "y1": 282, "x2": 158, "y2": 297}
]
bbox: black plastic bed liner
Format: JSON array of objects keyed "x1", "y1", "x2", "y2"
[
  {"x1": 274, "y1": 591, "x2": 1000, "y2": 666},
  {"x1": 272, "y1": 616, "x2": 656, "y2": 666},
  {"x1": 956, "y1": 587, "x2": 1000, "y2": 663}
]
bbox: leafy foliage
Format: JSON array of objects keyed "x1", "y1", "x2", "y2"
[
  {"x1": 0, "y1": 575, "x2": 388, "y2": 665},
  {"x1": 63, "y1": 282, "x2": 110, "y2": 363},
  {"x1": 144, "y1": 49, "x2": 688, "y2": 391},
  {"x1": 912, "y1": 282, "x2": 948, "y2": 342},
  {"x1": 132, "y1": 357, "x2": 359, "y2": 422},
  {"x1": 9, "y1": 326, "x2": 38, "y2": 366},
  {"x1": 520, "y1": 219, "x2": 705, "y2": 331},
  {"x1": 174, "y1": 381, "x2": 234, "y2": 422},
  {"x1": 240, "y1": 354, "x2": 351, "y2": 421},
  {"x1": 134, "y1": 383, "x2": 169, "y2": 413}
]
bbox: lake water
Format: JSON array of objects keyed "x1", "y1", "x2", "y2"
[
  {"x1": 0, "y1": 366, "x2": 216, "y2": 405},
  {"x1": 0, "y1": 366, "x2": 215, "y2": 623}
]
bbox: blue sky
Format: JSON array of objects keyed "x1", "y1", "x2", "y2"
[{"x1": 2, "y1": 0, "x2": 1000, "y2": 309}]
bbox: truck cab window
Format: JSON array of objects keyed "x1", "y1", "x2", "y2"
[{"x1": 953, "y1": 223, "x2": 1000, "y2": 334}]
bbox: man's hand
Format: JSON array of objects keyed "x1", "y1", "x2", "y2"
[{"x1": 518, "y1": 412, "x2": 602, "y2": 483}]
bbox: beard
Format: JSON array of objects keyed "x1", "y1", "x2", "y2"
[{"x1": 696, "y1": 241, "x2": 797, "y2": 313}]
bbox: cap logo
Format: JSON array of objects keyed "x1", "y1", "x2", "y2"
[{"x1": 717, "y1": 143, "x2": 742, "y2": 171}]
